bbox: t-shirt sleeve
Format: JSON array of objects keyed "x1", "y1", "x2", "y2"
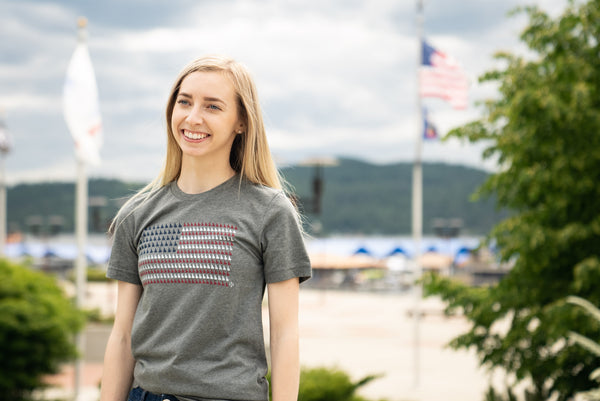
[
  {"x1": 261, "y1": 192, "x2": 312, "y2": 284},
  {"x1": 106, "y1": 210, "x2": 142, "y2": 285}
]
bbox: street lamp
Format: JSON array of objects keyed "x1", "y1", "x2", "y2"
[
  {"x1": 89, "y1": 196, "x2": 108, "y2": 232},
  {"x1": 297, "y1": 157, "x2": 338, "y2": 215}
]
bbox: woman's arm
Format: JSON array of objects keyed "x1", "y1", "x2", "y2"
[
  {"x1": 268, "y1": 277, "x2": 301, "y2": 401},
  {"x1": 100, "y1": 281, "x2": 142, "y2": 401}
]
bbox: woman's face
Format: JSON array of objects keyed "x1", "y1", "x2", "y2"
[{"x1": 171, "y1": 70, "x2": 243, "y2": 165}]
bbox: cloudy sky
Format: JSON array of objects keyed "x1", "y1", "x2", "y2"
[{"x1": 1, "y1": 0, "x2": 567, "y2": 184}]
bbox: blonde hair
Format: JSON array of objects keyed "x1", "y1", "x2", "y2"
[
  {"x1": 162, "y1": 55, "x2": 282, "y2": 189},
  {"x1": 110, "y1": 55, "x2": 284, "y2": 232}
]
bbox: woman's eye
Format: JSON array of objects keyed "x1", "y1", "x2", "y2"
[
  {"x1": 177, "y1": 99, "x2": 190, "y2": 106},
  {"x1": 207, "y1": 104, "x2": 221, "y2": 111}
]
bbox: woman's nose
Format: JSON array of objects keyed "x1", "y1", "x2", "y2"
[{"x1": 185, "y1": 106, "x2": 204, "y2": 124}]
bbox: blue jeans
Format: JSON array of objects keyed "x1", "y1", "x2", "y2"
[{"x1": 128, "y1": 387, "x2": 179, "y2": 401}]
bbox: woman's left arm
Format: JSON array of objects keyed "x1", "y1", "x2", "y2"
[{"x1": 268, "y1": 277, "x2": 301, "y2": 401}]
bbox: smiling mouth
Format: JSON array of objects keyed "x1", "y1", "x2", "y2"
[{"x1": 182, "y1": 129, "x2": 209, "y2": 140}]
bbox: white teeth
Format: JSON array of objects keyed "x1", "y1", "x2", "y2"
[{"x1": 183, "y1": 130, "x2": 208, "y2": 140}]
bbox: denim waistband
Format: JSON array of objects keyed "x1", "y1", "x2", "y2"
[{"x1": 128, "y1": 386, "x2": 180, "y2": 401}]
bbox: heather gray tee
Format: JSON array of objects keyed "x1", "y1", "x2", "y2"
[{"x1": 107, "y1": 175, "x2": 311, "y2": 401}]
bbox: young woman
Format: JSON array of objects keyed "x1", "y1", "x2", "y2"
[{"x1": 100, "y1": 55, "x2": 311, "y2": 401}]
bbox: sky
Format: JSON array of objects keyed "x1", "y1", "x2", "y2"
[{"x1": 0, "y1": 0, "x2": 568, "y2": 184}]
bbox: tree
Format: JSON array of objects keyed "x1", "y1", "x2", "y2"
[
  {"x1": 567, "y1": 296, "x2": 600, "y2": 401},
  {"x1": 0, "y1": 259, "x2": 84, "y2": 400},
  {"x1": 424, "y1": 0, "x2": 600, "y2": 399}
]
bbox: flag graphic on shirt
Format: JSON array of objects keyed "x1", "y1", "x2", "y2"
[
  {"x1": 138, "y1": 222, "x2": 237, "y2": 287},
  {"x1": 420, "y1": 40, "x2": 469, "y2": 110}
]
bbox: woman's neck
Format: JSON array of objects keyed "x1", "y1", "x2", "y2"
[{"x1": 176, "y1": 156, "x2": 236, "y2": 194}]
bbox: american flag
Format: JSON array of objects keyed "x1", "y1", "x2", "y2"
[
  {"x1": 137, "y1": 222, "x2": 237, "y2": 287},
  {"x1": 423, "y1": 107, "x2": 438, "y2": 140},
  {"x1": 420, "y1": 40, "x2": 469, "y2": 110}
]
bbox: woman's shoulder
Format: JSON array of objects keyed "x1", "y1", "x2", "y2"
[
  {"x1": 240, "y1": 179, "x2": 289, "y2": 205},
  {"x1": 238, "y1": 180, "x2": 301, "y2": 223},
  {"x1": 114, "y1": 184, "x2": 172, "y2": 226}
]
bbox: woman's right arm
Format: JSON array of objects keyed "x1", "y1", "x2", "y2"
[{"x1": 100, "y1": 280, "x2": 142, "y2": 401}]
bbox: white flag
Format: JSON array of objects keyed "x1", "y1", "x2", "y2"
[
  {"x1": 0, "y1": 120, "x2": 10, "y2": 154},
  {"x1": 63, "y1": 41, "x2": 102, "y2": 165}
]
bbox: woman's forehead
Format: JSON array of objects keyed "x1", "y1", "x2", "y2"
[{"x1": 179, "y1": 70, "x2": 235, "y2": 98}]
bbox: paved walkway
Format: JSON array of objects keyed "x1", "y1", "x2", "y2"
[
  {"x1": 42, "y1": 287, "x2": 500, "y2": 401},
  {"x1": 294, "y1": 290, "x2": 498, "y2": 401}
]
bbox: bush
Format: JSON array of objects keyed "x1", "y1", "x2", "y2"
[
  {"x1": 0, "y1": 258, "x2": 85, "y2": 400},
  {"x1": 67, "y1": 266, "x2": 112, "y2": 282},
  {"x1": 268, "y1": 366, "x2": 386, "y2": 401}
]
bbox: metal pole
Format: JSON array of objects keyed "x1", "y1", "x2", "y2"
[
  {"x1": 73, "y1": 18, "x2": 89, "y2": 401},
  {"x1": 74, "y1": 158, "x2": 87, "y2": 401},
  {"x1": 0, "y1": 115, "x2": 9, "y2": 258},
  {"x1": 0, "y1": 153, "x2": 6, "y2": 257},
  {"x1": 412, "y1": 0, "x2": 425, "y2": 389}
]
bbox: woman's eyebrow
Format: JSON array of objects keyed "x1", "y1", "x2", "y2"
[
  {"x1": 177, "y1": 92, "x2": 226, "y2": 104},
  {"x1": 203, "y1": 96, "x2": 226, "y2": 104}
]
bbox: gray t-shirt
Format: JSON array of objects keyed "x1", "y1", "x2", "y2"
[{"x1": 107, "y1": 175, "x2": 311, "y2": 401}]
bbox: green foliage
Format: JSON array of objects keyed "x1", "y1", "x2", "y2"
[
  {"x1": 425, "y1": 0, "x2": 600, "y2": 399},
  {"x1": 298, "y1": 367, "x2": 381, "y2": 401},
  {"x1": 267, "y1": 366, "x2": 386, "y2": 401},
  {"x1": 0, "y1": 259, "x2": 85, "y2": 400},
  {"x1": 68, "y1": 267, "x2": 112, "y2": 283},
  {"x1": 484, "y1": 385, "x2": 553, "y2": 401},
  {"x1": 82, "y1": 307, "x2": 114, "y2": 324},
  {"x1": 86, "y1": 267, "x2": 112, "y2": 282},
  {"x1": 7, "y1": 179, "x2": 144, "y2": 234},
  {"x1": 567, "y1": 296, "x2": 600, "y2": 401}
]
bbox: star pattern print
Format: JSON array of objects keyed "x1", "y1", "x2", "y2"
[{"x1": 137, "y1": 222, "x2": 237, "y2": 287}]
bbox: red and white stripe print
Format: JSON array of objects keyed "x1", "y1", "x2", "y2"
[
  {"x1": 138, "y1": 222, "x2": 238, "y2": 287},
  {"x1": 420, "y1": 42, "x2": 469, "y2": 110}
]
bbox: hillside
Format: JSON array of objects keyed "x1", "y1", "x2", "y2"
[
  {"x1": 6, "y1": 159, "x2": 505, "y2": 236},
  {"x1": 283, "y1": 158, "x2": 504, "y2": 235}
]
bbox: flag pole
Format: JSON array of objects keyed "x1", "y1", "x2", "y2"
[
  {"x1": 0, "y1": 113, "x2": 9, "y2": 258},
  {"x1": 0, "y1": 152, "x2": 6, "y2": 257},
  {"x1": 412, "y1": 0, "x2": 425, "y2": 390},
  {"x1": 75, "y1": 158, "x2": 88, "y2": 401},
  {"x1": 73, "y1": 17, "x2": 89, "y2": 401}
]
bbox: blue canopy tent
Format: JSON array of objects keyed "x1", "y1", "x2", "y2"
[{"x1": 387, "y1": 246, "x2": 409, "y2": 257}]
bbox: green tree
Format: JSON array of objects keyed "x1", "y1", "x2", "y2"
[
  {"x1": 424, "y1": 0, "x2": 600, "y2": 399},
  {"x1": 0, "y1": 259, "x2": 84, "y2": 400},
  {"x1": 567, "y1": 296, "x2": 600, "y2": 401}
]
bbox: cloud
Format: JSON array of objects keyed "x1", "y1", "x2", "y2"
[{"x1": 0, "y1": 0, "x2": 570, "y2": 183}]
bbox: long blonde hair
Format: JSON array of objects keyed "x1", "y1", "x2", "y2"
[
  {"x1": 110, "y1": 55, "x2": 284, "y2": 231},
  {"x1": 161, "y1": 55, "x2": 282, "y2": 189}
]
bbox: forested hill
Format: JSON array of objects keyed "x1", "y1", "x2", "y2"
[
  {"x1": 283, "y1": 158, "x2": 504, "y2": 235},
  {"x1": 6, "y1": 158, "x2": 505, "y2": 236}
]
